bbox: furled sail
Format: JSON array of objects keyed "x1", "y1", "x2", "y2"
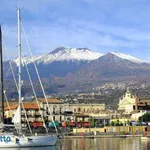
[{"x1": 12, "y1": 105, "x2": 21, "y2": 127}]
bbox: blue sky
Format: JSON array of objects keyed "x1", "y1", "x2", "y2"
[{"x1": 1, "y1": 0, "x2": 150, "y2": 61}]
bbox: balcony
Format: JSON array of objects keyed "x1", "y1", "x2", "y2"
[{"x1": 35, "y1": 112, "x2": 41, "y2": 116}]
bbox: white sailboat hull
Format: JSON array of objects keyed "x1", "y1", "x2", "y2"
[{"x1": 0, "y1": 134, "x2": 57, "y2": 148}]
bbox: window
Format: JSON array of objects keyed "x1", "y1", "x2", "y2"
[
  {"x1": 53, "y1": 116, "x2": 55, "y2": 121},
  {"x1": 60, "y1": 107, "x2": 62, "y2": 114},
  {"x1": 78, "y1": 108, "x2": 81, "y2": 112},
  {"x1": 53, "y1": 107, "x2": 55, "y2": 114}
]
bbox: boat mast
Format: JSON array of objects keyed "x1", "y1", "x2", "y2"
[
  {"x1": 0, "y1": 25, "x2": 4, "y2": 124},
  {"x1": 17, "y1": 8, "x2": 22, "y2": 134}
]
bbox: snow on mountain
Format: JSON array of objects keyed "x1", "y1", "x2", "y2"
[
  {"x1": 110, "y1": 52, "x2": 146, "y2": 64},
  {"x1": 13, "y1": 47, "x2": 103, "y2": 66}
]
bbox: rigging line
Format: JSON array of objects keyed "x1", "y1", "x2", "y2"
[
  {"x1": 21, "y1": 21, "x2": 58, "y2": 135},
  {"x1": 21, "y1": 53, "x2": 49, "y2": 134},
  {"x1": 4, "y1": 91, "x2": 10, "y2": 110},
  {"x1": 3, "y1": 40, "x2": 18, "y2": 91},
  {"x1": 4, "y1": 90, "x2": 33, "y2": 135},
  {"x1": 4, "y1": 91, "x2": 19, "y2": 133},
  {"x1": 21, "y1": 101, "x2": 33, "y2": 135},
  {"x1": 3, "y1": 36, "x2": 47, "y2": 134},
  {"x1": 3, "y1": 40, "x2": 33, "y2": 135}
]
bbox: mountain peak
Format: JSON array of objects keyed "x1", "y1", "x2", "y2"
[
  {"x1": 13, "y1": 47, "x2": 103, "y2": 66},
  {"x1": 76, "y1": 48, "x2": 91, "y2": 51},
  {"x1": 50, "y1": 47, "x2": 66, "y2": 54},
  {"x1": 48, "y1": 47, "x2": 103, "y2": 62},
  {"x1": 97, "y1": 52, "x2": 147, "y2": 64},
  {"x1": 109, "y1": 52, "x2": 146, "y2": 64},
  {"x1": 50, "y1": 47, "x2": 91, "y2": 54}
]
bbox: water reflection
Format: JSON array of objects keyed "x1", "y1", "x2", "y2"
[
  {"x1": 141, "y1": 140, "x2": 150, "y2": 150},
  {"x1": 1, "y1": 138, "x2": 150, "y2": 150},
  {"x1": 1, "y1": 146, "x2": 57, "y2": 150},
  {"x1": 61, "y1": 137, "x2": 150, "y2": 150}
]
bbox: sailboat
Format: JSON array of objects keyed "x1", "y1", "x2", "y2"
[{"x1": 0, "y1": 9, "x2": 58, "y2": 148}]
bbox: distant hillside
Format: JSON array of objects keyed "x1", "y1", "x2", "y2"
[{"x1": 52, "y1": 52, "x2": 150, "y2": 93}]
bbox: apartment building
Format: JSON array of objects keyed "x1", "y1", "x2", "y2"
[{"x1": 4, "y1": 103, "x2": 42, "y2": 123}]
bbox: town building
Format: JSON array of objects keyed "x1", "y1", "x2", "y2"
[
  {"x1": 117, "y1": 88, "x2": 150, "y2": 121},
  {"x1": 4, "y1": 103, "x2": 42, "y2": 123},
  {"x1": 67, "y1": 103, "x2": 106, "y2": 122},
  {"x1": 4, "y1": 98, "x2": 69, "y2": 123},
  {"x1": 118, "y1": 88, "x2": 136, "y2": 113},
  {"x1": 37, "y1": 98, "x2": 66, "y2": 122},
  {"x1": 69, "y1": 103, "x2": 105, "y2": 114},
  {"x1": 136, "y1": 99, "x2": 150, "y2": 111}
]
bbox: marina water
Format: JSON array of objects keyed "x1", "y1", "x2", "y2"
[{"x1": 7, "y1": 137, "x2": 150, "y2": 150}]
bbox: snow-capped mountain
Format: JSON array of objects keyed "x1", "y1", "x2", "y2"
[
  {"x1": 95, "y1": 52, "x2": 147, "y2": 65},
  {"x1": 4, "y1": 48, "x2": 150, "y2": 96},
  {"x1": 4, "y1": 47, "x2": 103, "y2": 79},
  {"x1": 53, "y1": 52, "x2": 150, "y2": 88},
  {"x1": 109, "y1": 52, "x2": 146, "y2": 64},
  {"x1": 13, "y1": 47, "x2": 103, "y2": 66}
]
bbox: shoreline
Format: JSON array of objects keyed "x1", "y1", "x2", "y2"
[{"x1": 63, "y1": 134, "x2": 143, "y2": 138}]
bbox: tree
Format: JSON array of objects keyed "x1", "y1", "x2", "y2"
[
  {"x1": 127, "y1": 120, "x2": 130, "y2": 126},
  {"x1": 89, "y1": 118, "x2": 95, "y2": 127},
  {"x1": 44, "y1": 117, "x2": 48, "y2": 125},
  {"x1": 110, "y1": 121, "x2": 114, "y2": 126},
  {"x1": 139, "y1": 113, "x2": 150, "y2": 122},
  {"x1": 116, "y1": 120, "x2": 120, "y2": 126}
]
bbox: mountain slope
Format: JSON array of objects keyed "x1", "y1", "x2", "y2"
[
  {"x1": 52, "y1": 52, "x2": 150, "y2": 91},
  {"x1": 4, "y1": 47, "x2": 103, "y2": 79},
  {"x1": 4, "y1": 50, "x2": 150, "y2": 97},
  {"x1": 109, "y1": 52, "x2": 146, "y2": 63}
]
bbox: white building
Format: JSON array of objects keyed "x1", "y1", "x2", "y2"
[
  {"x1": 38, "y1": 98, "x2": 65, "y2": 122},
  {"x1": 118, "y1": 88, "x2": 136, "y2": 114}
]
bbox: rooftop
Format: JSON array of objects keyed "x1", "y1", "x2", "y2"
[
  {"x1": 139, "y1": 99, "x2": 150, "y2": 103},
  {"x1": 4, "y1": 103, "x2": 39, "y2": 110},
  {"x1": 37, "y1": 98, "x2": 63, "y2": 104}
]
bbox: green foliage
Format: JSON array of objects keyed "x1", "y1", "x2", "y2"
[
  {"x1": 139, "y1": 113, "x2": 150, "y2": 122},
  {"x1": 44, "y1": 117, "x2": 48, "y2": 123},
  {"x1": 120, "y1": 122, "x2": 123, "y2": 126},
  {"x1": 127, "y1": 120, "x2": 130, "y2": 126},
  {"x1": 66, "y1": 121, "x2": 70, "y2": 127},
  {"x1": 89, "y1": 118, "x2": 95, "y2": 127},
  {"x1": 120, "y1": 131, "x2": 126, "y2": 135},
  {"x1": 110, "y1": 121, "x2": 114, "y2": 126},
  {"x1": 115, "y1": 120, "x2": 120, "y2": 126},
  {"x1": 110, "y1": 120, "x2": 124, "y2": 126},
  {"x1": 138, "y1": 120, "x2": 142, "y2": 126}
]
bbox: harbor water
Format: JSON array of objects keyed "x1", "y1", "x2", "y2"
[{"x1": 4, "y1": 137, "x2": 150, "y2": 150}]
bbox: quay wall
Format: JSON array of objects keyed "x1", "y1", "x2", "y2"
[{"x1": 73, "y1": 126, "x2": 146, "y2": 134}]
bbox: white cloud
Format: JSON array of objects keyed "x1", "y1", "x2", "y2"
[{"x1": 1, "y1": 0, "x2": 150, "y2": 61}]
